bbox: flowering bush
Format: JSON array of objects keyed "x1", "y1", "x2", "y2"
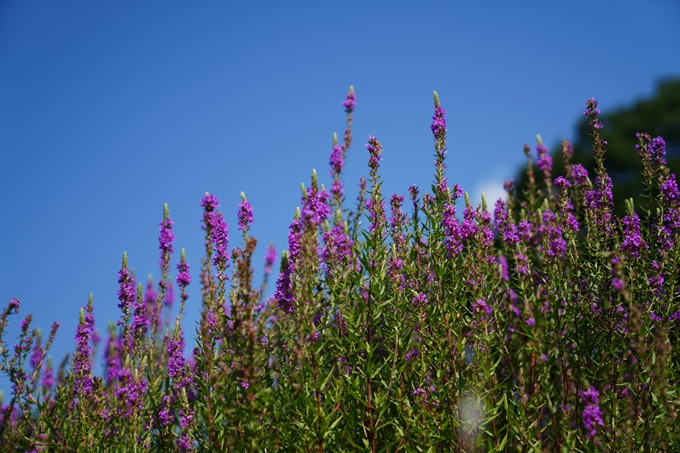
[{"x1": 1, "y1": 88, "x2": 679, "y2": 452}]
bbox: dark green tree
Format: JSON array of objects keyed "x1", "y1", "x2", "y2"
[{"x1": 514, "y1": 78, "x2": 680, "y2": 218}]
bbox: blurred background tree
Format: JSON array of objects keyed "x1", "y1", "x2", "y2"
[{"x1": 513, "y1": 78, "x2": 680, "y2": 218}]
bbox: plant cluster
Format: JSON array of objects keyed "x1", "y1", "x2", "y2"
[{"x1": 1, "y1": 88, "x2": 679, "y2": 452}]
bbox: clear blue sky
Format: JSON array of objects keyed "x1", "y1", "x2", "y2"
[{"x1": 2, "y1": 1, "x2": 679, "y2": 395}]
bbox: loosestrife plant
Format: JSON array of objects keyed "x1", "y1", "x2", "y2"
[{"x1": 1, "y1": 89, "x2": 679, "y2": 452}]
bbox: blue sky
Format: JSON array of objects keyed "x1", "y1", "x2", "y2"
[{"x1": 1, "y1": 1, "x2": 679, "y2": 395}]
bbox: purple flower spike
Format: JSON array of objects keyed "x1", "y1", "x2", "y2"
[
  {"x1": 73, "y1": 296, "x2": 95, "y2": 399},
  {"x1": 167, "y1": 328, "x2": 186, "y2": 381},
  {"x1": 176, "y1": 251, "x2": 191, "y2": 293},
  {"x1": 621, "y1": 212, "x2": 645, "y2": 259},
  {"x1": 159, "y1": 204, "x2": 175, "y2": 270},
  {"x1": 571, "y1": 164, "x2": 589, "y2": 186},
  {"x1": 329, "y1": 144, "x2": 344, "y2": 176},
  {"x1": 366, "y1": 136, "x2": 382, "y2": 173},
  {"x1": 443, "y1": 203, "x2": 462, "y2": 256},
  {"x1": 104, "y1": 332, "x2": 122, "y2": 383},
  {"x1": 331, "y1": 179, "x2": 344, "y2": 200},
  {"x1": 30, "y1": 339, "x2": 43, "y2": 371},
  {"x1": 204, "y1": 206, "x2": 229, "y2": 272},
  {"x1": 8, "y1": 298, "x2": 20, "y2": 313},
  {"x1": 431, "y1": 105, "x2": 447, "y2": 139},
  {"x1": 649, "y1": 136, "x2": 667, "y2": 166},
  {"x1": 536, "y1": 138, "x2": 552, "y2": 177},
  {"x1": 131, "y1": 282, "x2": 150, "y2": 340},
  {"x1": 583, "y1": 98, "x2": 603, "y2": 130},
  {"x1": 580, "y1": 386, "x2": 604, "y2": 440},
  {"x1": 264, "y1": 243, "x2": 276, "y2": 275},
  {"x1": 237, "y1": 192, "x2": 254, "y2": 232},
  {"x1": 200, "y1": 193, "x2": 220, "y2": 212},
  {"x1": 274, "y1": 215, "x2": 302, "y2": 313},
  {"x1": 117, "y1": 253, "x2": 135, "y2": 321},
  {"x1": 342, "y1": 86, "x2": 356, "y2": 114},
  {"x1": 554, "y1": 176, "x2": 570, "y2": 192},
  {"x1": 301, "y1": 182, "x2": 331, "y2": 227},
  {"x1": 323, "y1": 223, "x2": 353, "y2": 272},
  {"x1": 661, "y1": 174, "x2": 679, "y2": 203}
]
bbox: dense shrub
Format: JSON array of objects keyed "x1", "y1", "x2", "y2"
[{"x1": 1, "y1": 88, "x2": 678, "y2": 452}]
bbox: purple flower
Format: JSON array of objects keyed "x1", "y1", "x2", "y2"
[
  {"x1": 342, "y1": 87, "x2": 356, "y2": 114},
  {"x1": 331, "y1": 178, "x2": 343, "y2": 200},
  {"x1": 201, "y1": 193, "x2": 230, "y2": 275},
  {"x1": 167, "y1": 329, "x2": 186, "y2": 382},
  {"x1": 7, "y1": 298, "x2": 20, "y2": 314},
  {"x1": 158, "y1": 205, "x2": 175, "y2": 270},
  {"x1": 554, "y1": 176, "x2": 570, "y2": 192},
  {"x1": 176, "y1": 253, "x2": 191, "y2": 292},
  {"x1": 649, "y1": 260, "x2": 664, "y2": 297},
  {"x1": 670, "y1": 311, "x2": 680, "y2": 324},
  {"x1": 585, "y1": 173, "x2": 614, "y2": 234},
  {"x1": 580, "y1": 386, "x2": 604, "y2": 440},
  {"x1": 20, "y1": 316, "x2": 30, "y2": 331},
  {"x1": 431, "y1": 105, "x2": 446, "y2": 139},
  {"x1": 200, "y1": 193, "x2": 219, "y2": 212},
  {"x1": 526, "y1": 317, "x2": 535, "y2": 326},
  {"x1": 412, "y1": 293, "x2": 428, "y2": 307},
  {"x1": 621, "y1": 212, "x2": 645, "y2": 259},
  {"x1": 274, "y1": 217, "x2": 302, "y2": 313},
  {"x1": 583, "y1": 98, "x2": 603, "y2": 130},
  {"x1": 571, "y1": 164, "x2": 589, "y2": 186},
  {"x1": 104, "y1": 332, "x2": 122, "y2": 382},
  {"x1": 301, "y1": 185, "x2": 331, "y2": 227},
  {"x1": 164, "y1": 280, "x2": 174, "y2": 308},
  {"x1": 460, "y1": 206, "x2": 477, "y2": 242},
  {"x1": 131, "y1": 284, "x2": 150, "y2": 341},
  {"x1": 475, "y1": 299, "x2": 492, "y2": 315},
  {"x1": 536, "y1": 142, "x2": 552, "y2": 176},
  {"x1": 498, "y1": 255, "x2": 509, "y2": 282},
  {"x1": 329, "y1": 144, "x2": 344, "y2": 176},
  {"x1": 366, "y1": 136, "x2": 382, "y2": 172},
  {"x1": 42, "y1": 363, "x2": 53, "y2": 390},
  {"x1": 177, "y1": 409, "x2": 195, "y2": 451},
  {"x1": 210, "y1": 212, "x2": 229, "y2": 270},
  {"x1": 30, "y1": 339, "x2": 43, "y2": 371},
  {"x1": 144, "y1": 278, "x2": 158, "y2": 311},
  {"x1": 494, "y1": 199, "x2": 519, "y2": 246},
  {"x1": 563, "y1": 140, "x2": 574, "y2": 161},
  {"x1": 639, "y1": 135, "x2": 668, "y2": 167},
  {"x1": 478, "y1": 209, "x2": 494, "y2": 249},
  {"x1": 117, "y1": 256, "x2": 135, "y2": 319},
  {"x1": 157, "y1": 396, "x2": 172, "y2": 427},
  {"x1": 237, "y1": 194, "x2": 254, "y2": 232},
  {"x1": 538, "y1": 209, "x2": 567, "y2": 259},
  {"x1": 73, "y1": 298, "x2": 95, "y2": 399},
  {"x1": 366, "y1": 197, "x2": 387, "y2": 235},
  {"x1": 114, "y1": 368, "x2": 147, "y2": 418},
  {"x1": 204, "y1": 209, "x2": 229, "y2": 273},
  {"x1": 660, "y1": 174, "x2": 679, "y2": 203},
  {"x1": 504, "y1": 179, "x2": 515, "y2": 197},
  {"x1": 264, "y1": 243, "x2": 276, "y2": 275},
  {"x1": 322, "y1": 223, "x2": 353, "y2": 271},
  {"x1": 389, "y1": 194, "x2": 406, "y2": 231}
]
